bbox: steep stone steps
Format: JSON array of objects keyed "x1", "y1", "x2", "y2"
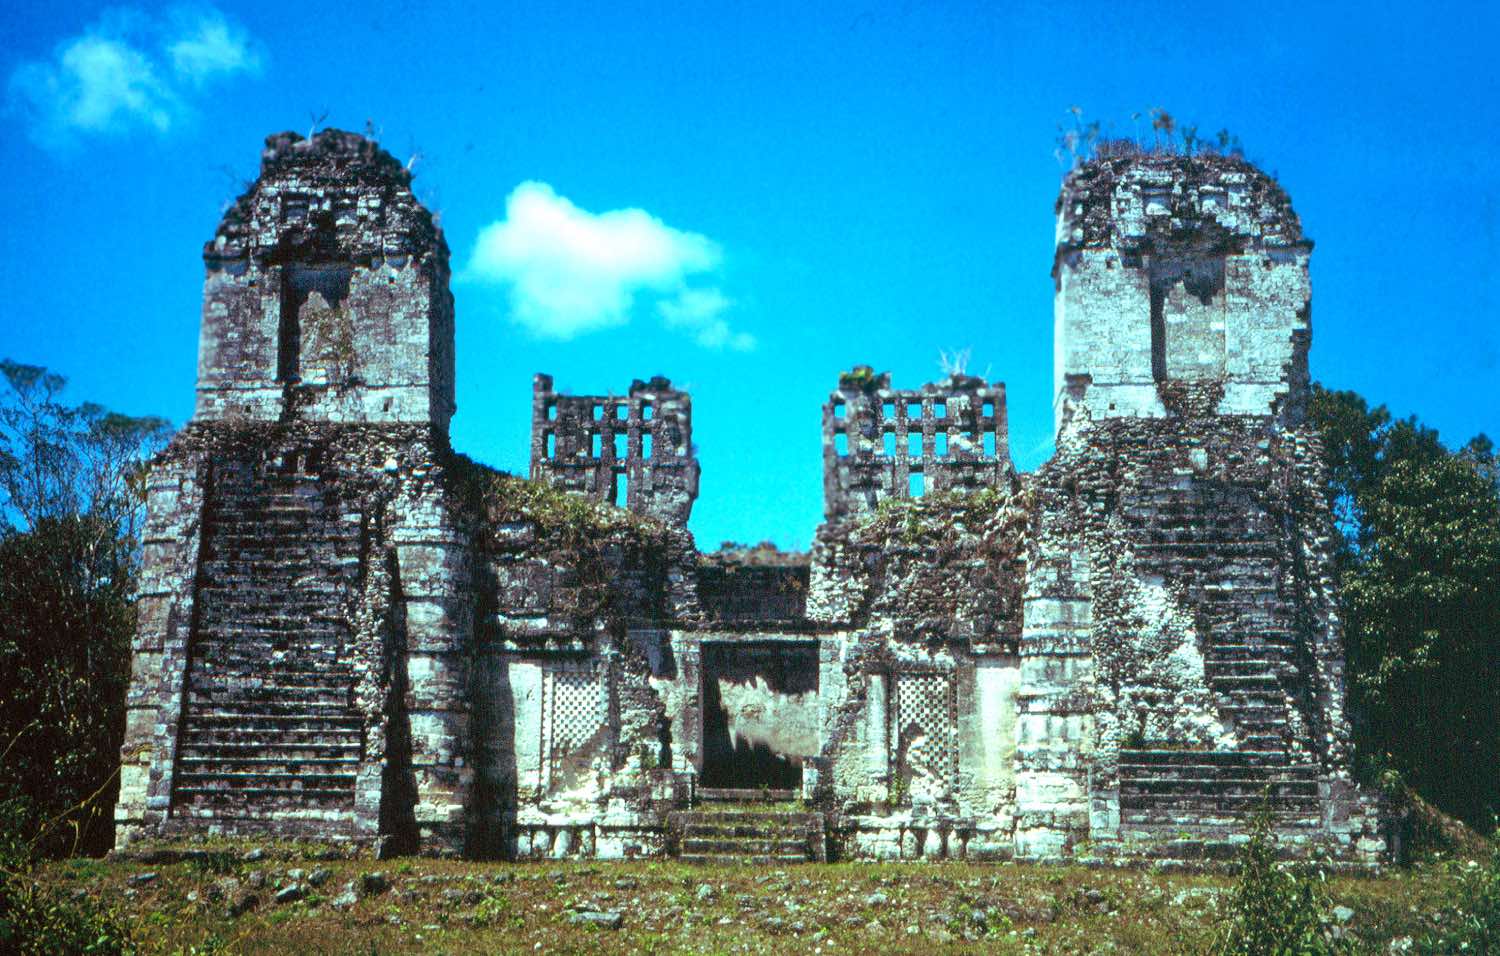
[
  {"x1": 169, "y1": 456, "x2": 365, "y2": 826},
  {"x1": 667, "y1": 808, "x2": 826, "y2": 864},
  {"x1": 1116, "y1": 749, "x2": 1323, "y2": 834}
]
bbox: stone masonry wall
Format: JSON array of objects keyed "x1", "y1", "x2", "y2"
[
  {"x1": 195, "y1": 130, "x2": 455, "y2": 429},
  {"x1": 1015, "y1": 392, "x2": 1381, "y2": 862},
  {"x1": 822, "y1": 369, "x2": 1010, "y2": 520},
  {"x1": 116, "y1": 422, "x2": 474, "y2": 854},
  {"x1": 1053, "y1": 152, "x2": 1311, "y2": 431},
  {"x1": 530, "y1": 374, "x2": 699, "y2": 526},
  {"x1": 119, "y1": 131, "x2": 1385, "y2": 867}
]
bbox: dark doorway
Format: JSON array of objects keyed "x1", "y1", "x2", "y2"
[{"x1": 699, "y1": 641, "x2": 818, "y2": 790}]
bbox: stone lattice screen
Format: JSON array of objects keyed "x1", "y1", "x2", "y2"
[
  {"x1": 821, "y1": 370, "x2": 1011, "y2": 519},
  {"x1": 539, "y1": 661, "x2": 609, "y2": 794},
  {"x1": 530, "y1": 374, "x2": 700, "y2": 526},
  {"x1": 892, "y1": 671, "x2": 957, "y2": 803}
]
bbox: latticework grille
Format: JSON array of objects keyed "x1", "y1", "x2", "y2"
[
  {"x1": 547, "y1": 666, "x2": 608, "y2": 758},
  {"x1": 892, "y1": 672, "x2": 956, "y2": 799}
]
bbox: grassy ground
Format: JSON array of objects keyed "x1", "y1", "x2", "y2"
[{"x1": 33, "y1": 848, "x2": 1479, "y2": 955}]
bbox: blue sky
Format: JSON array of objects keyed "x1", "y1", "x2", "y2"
[{"x1": 2, "y1": 1, "x2": 1496, "y2": 550}]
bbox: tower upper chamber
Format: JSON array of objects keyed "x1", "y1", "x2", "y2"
[
  {"x1": 195, "y1": 129, "x2": 456, "y2": 431},
  {"x1": 1052, "y1": 151, "x2": 1311, "y2": 433}
]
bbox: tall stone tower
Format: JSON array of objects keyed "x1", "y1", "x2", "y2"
[
  {"x1": 1052, "y1": 152, "x2": 1311, "y2": 433},
  {"x1": 195, "y1": 130, "x2": 455, "y2": 428},
  {"x1": 116, "y1": 131, "x2": 472, "y2": 854},
  {"x1": 1016, "y1": 151, "x2": 1383, "y2": 861}
]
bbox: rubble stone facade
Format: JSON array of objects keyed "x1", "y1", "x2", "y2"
[{"x1": 116, "y1": 132, "x2": 1387, "y2": 866}]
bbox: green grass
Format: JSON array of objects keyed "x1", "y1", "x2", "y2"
[{"x1": 31, "y1": 852, "x2": 1477, "y2": 955}]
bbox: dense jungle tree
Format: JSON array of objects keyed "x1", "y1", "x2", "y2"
[{"x1": 1310, "y1": 385, "x2": 1500, "y2": 830}]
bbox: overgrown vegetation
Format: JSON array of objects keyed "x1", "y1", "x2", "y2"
[
  {"x1": 0, "y1": 358, "x2": 167, "y2": 951},
  {"x1": 447, "y1": 454, "x2": 671, "y2": 553},
  {"x1": 0, "y1": 805, "x2": 136, "y2": 955},
  {"x1": 19, "y1": 852, "x2": 1487, "y2": 955},
  {"x1": 1054, "y1": 106, "x2": 1247, "y2": 168},
  {"x1": 1417, "y1": 846, "x2": 1500, "y2": 953},
  {"x1": 1308, "y1": 385, "x2": 1500, "y2": 831},
  {"x1": 1208, "y1": 813, "x2": 1352, "y2": 955},
  {"x1": 860, "y1": 484, "x2": 1023, "y2": 548},
  {"x1": 837, "y1": 364, "x2": 880, "y2": 392}
]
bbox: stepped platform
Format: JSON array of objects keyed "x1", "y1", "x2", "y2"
[{"x1": 667, "y1": 805, "x2": 826, "y2": 864}]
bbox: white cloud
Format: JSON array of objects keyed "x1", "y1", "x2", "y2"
[
  {"x1": 8, "y1": 7, "x2": 261, "y2": 146},
  {"x1": 167, "y1": 10, "x2": 262, "y2": 86},
  {"x1": 466, "y1": 181, "x2": 754, "y2": 348},
  {"x1": 659, "y1": 288, "x2": 755, "y2": 351}
]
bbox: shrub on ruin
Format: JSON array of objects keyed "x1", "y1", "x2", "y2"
[{"x1": 1208, "y1": 813, "x2": 1352, "y2": 956}]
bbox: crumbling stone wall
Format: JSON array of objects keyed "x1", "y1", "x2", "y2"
[
  {"x1": 195, "y1": 130, "x2": 455, "y2": 429},
  {"x1": 457, "y1": 467, "x2": 699, "y2": 858},
  {"x1": 696, "y1": 547, "x2": 810, "y2": 628},
  {"x1": 1011, "y1": 151, "x2": 1381, "y2": 863},
  {"x1": 1053, "y1": 152, "x2": 1311, "y2": 431},
  {"x1": 530, "y1": 374, "x2": 699, "y2": 526},
  {"x1": 117, "y1": 131, "x2": 471, "y2": 855},
  {"x1": 822, "y1": 370, "x2": 1010, "y2": 520},
  {"x1": 809, "y1": 484, "x2": 1030, "y2": 860}
]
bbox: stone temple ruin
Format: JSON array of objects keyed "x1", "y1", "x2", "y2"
[{"x1": 115, "y1": 129, "x2": 1389, "y2": 865}]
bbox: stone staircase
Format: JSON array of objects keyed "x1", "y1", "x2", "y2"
[
  {"x1": 1125, "y1": 484, "x2": 1302, "y2": 752},
  {"x1": 667, "y1": 806, "x2": 826, "y2": 864},
  {"x1": 1117, "y1": 749, "x2": 1324, "y2": 858},
  {"x1": 170, "y1": 454, "x2": 365, "y2": 833}
]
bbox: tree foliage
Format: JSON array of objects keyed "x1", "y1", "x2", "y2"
[
  {"x1": 0, "y1": 360, "x2": 171, "y2": 857},
  {"x1": 1309, "y1": 385, "x2": 1500, "y2": 829}
]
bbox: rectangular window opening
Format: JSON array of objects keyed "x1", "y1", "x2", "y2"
[
  {"x1": 907, "y1": 432, "x2": 922, "y2": 457},
  {"x1": 909, "y1": 469, "x2": 925, "y2": 498},
  {"x1": 834, "y1": 431, "x2": 848, "y2": 456},
  {"x1": 882, "y1": 431, "x2": 896, "y2": 456},
  {"x1": 832, "y1": 401, "x2": 845, "y2": 420},
  {"x1": 983, "y1": 430, "x2": 996, "y2": 457},
  {"x1": 546, "y1": 402, "x2": 557, "y2": 421},
  {"x1": 882, "y1": 401, "x2": 895, "y2": 419},
  {"x1": 613, "y1": 433, "x2": 627, "y2": 459},
  {"x1": 592, "y1": 404, "x2": 604, "y2": 421},
  {"x1": 591, "y1": 432, "x2": 602, "y2": 458},
  {"x1": 642, "y1": 402, "x2": 654, "y2": 420},
  {"x1": 982, "y1": 401, "x2": 994, "y2": 418},
  {"x1": 907, "y1": 402, "x2": 922, "y2": 420},
  {"x1": 612, "y1": 470, "x2": 629, "y2": 507},
  {"x1": 545, "y1": 432, "x2": 555, "y2": 459},
  {"x1": 277, "y1": 264, "x2": 353, "y2": 383},
  {"x1": 615, "y1": 404, "x2": 628, "y2": 420},
  {"x1": 935, "y1": 401, "x2": 947, "y2": 418},
  {"x1": 1150, "y1": 284, "x2": 1168, "y2": 382},
  {"x1": 642, "y1": 433, "x2": 653, "y2": 459},
  {"x1": 935, "y1": 432, "x2": 948, "y2": 457}
]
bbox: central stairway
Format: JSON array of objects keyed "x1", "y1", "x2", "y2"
[
  {"x1": 667, "y1": 803, "x2": 827, "y2": 864},
  {"x1": 169, "y1": 452, "x2": 365, "y2": 837}
]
